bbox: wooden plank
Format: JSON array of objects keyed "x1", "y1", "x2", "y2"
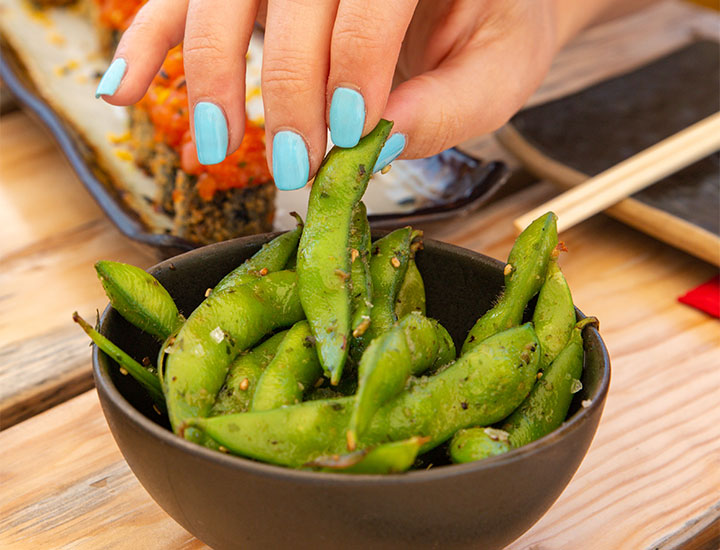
[
  {"x1": 0, "y1": 111, "x2": 158, "y2": 428},
  {"x1": 0, "y1": 391, "x2": 203, "y2": 550},
  {"x1": 650, "y1": 502, "x2": 720, "y2": 550},
  {"x1": 1, "y1": 181, "x2": 718, "y2": 549}
]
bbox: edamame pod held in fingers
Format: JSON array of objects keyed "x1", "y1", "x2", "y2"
[
  {"x1": 210, "y1": 330, "x2": 288, "y2": 416},
  {"x1": 251, "y1": 321, "x2": 323, "y2": 411},
  {"x1": 163, "y1": 270, "x2": 304, "y2": 438},
  {"x1": 186, "y1": 323, "x2": 540, "y2": 468},
  {"x1": 462, "y1": 212, "x2": 558, "y2": 353},
  {"x1": 297, "y1": 120, "x2": 393, "y2": 385},
  {"x1": 212, "y1": 213, "x2": 303, "y2": 295},
  {"x1": 95, "y1": 261, "x2": 184, "y2": 341}
]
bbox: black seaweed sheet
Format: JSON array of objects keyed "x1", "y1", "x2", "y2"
[{"x1": 510, "y1": 40, "x2": 720, "y2": 236}]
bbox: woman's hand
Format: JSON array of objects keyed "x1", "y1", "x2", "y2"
[{"x1": 95, "y1": 0, "x2": 612, "y2": 190}]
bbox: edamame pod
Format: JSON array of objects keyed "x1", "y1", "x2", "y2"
[
  {"x1": 210, "y1": 330, "x2": 288, "y2": 416},
  {"x1": 449, "y1": 427, "x2": 511, "y2": 463},
  {"x1": 186, "y1": 323, "x2": 540, "y2": 467},
  {"x1": 353, "y1": 227, "x2": 418, "y2": 354},
  {"x1": 533, "y1": 257, "x2": 575, "y2": 369},
  {"x1": 305, "y1": 436, "x2": 428, "y2": 474},
  {"x1": 349, "y1": 202, "x2": 372, "y2": 337},
  {"x1": 395, "y1": 259, "x2": 426, "y2": 318},
  {"x1": 502, "y1": 317, "x2": 597, "y2": 448},
  {"x1": 251, "y1": 321, "x2": 323, "y2": 411},
  {"x1": 462, "y1": 212, "x2": 558, "y2": 353},
  {"x1": 162, "y1": 270, "x2": 305, "y2": 438},
  {"x1": 347, "y1": 312, "x2": 455, "y2": 449},
  {"x1": 73, "y1": 312, "x2": 165, "y2": 411},
  {"x1": 298, "y1": 120, "x2": 393, "y2": 385},
  {"x1": 212, "y1": 213, "x2": 303, "y2": 295},
  {"x1": 95, "y1": 261, "x2": 184, "y2": 341}
]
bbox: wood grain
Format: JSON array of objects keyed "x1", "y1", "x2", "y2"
[
  {"x1": 0, "y1": 111, "x2": 157, "y2": 428},
  {"x1": 0, "y1": 391, "x2": 203, "y2": 550}
]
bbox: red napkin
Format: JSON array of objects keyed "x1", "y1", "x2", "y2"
[{"x1": 678, "y1": 275, "x2": 720, "y2": 318}]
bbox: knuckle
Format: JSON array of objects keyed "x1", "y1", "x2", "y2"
[
  {"x1": 333, "y1": 24, "x2": 387, "y2": 56},
  {"x1": 183, "y1": 30, "x2": 226, "y2": 61},
  {"x1": 262, "y1": 59, "x2": 316, "y2": 97}
]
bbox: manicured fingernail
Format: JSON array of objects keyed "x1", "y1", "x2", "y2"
[
  {"x1": 329, "y1": 87, "x2": 365, "y2": 148},
  {"x1": 193, "y1": 102, "x2": 228, "y2": 165},
  {"x1": 95, "y1": 58, "x2": 127, "y2": 98},
  {"x1": 373, "y1": 133, "x2": 406, "y2": 173},
  {"x1": 272, "y1": 131, "x2": 309, "y2": 191}
]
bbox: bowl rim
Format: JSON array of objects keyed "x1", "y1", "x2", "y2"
[{"x1": 93, "y1": 232, "x2": 611, "y2": 485}]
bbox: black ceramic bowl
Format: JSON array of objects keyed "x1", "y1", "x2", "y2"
[{"x1": 93, "y1": 232, "x2": 610, "y2": 550}]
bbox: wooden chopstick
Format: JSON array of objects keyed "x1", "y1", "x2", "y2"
[{"x1": 513, "y1": 112, "x2": 720, "y2": 233}]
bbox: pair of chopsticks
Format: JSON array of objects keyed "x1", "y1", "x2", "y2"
[{"x1": 513, "y1": 112, "x2": 720, "y2": 233}]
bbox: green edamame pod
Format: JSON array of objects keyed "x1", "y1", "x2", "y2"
[
  {"x1": 347, "y1": 312, "x2": 455, "y2": 449},
  {"x1": 305, "y1": 436, "x2": 428, "y2": 474},
  {"x1": 95, "y1": 261, "x2": 184, "y2": 341},
  {"x1": 502, "y1": 317, "x2": 597, "y2": 449},
  {"x1": 210, "y1": 330, "x2": 288, "y2": 416},
  {"x1": 449, "y1": 427, "x2": 511, "y2": 463},
  {"x1": 162, "y1": 270, "x2": 304, "y2": 438},
  {"x1": 462, "y1": 212, "x2": 558, "y2": 353},
  {"x1": 353, "y1": 227, "x2": 418, "y2": 354},
  {"x1": 186, "y1": 323, "x2": 540, "y2": 467},
  {"x1": 73, "y1": 312, "x2": 165, "y2": 411},
  {"x1": 395, "y1": 259, "x2": 426, "y2": 318},
  {"x1": 297, "y1": 120, "x2": 393, "y2": 385},
  {"x1": 212, "y1": 213, "x2": 303, "y2": 295},
  {"x1": 533, "y1": 257, "x2": 575, "y2": 369},
  {"x1": 349, "y1": 202, "x2": 372, "y2": 337},
  {"x1": 251, "y1": 321, "x2": 323, "y2": 411}
]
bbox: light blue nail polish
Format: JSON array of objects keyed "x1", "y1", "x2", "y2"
[
  {"x1": 194, "y1": 102, "x2": 228, "y2": 165},
  {"x1": 329, "y1": 87, "x2": 365, "y2": 148},
  {"x1": 373, "y1": 133, "x2": 406, "y2": 173},
  {"x1": 95, "y1": 58, "x2": 127, "y2": 98},
  {"x1": 272, "y1": 131, "x2": 309, "y2": 191}
]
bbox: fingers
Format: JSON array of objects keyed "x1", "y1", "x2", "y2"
[
  {"x1": 183, "y1": 0, "x2": 260, "y2": 164},
  {"x1": 381, "y1": 40, "x2": 551, "y2": 165},
  {"x1": 327, "y1": 0, "x2": 417, "y2": 148},
  {"x1": 97, "y1": 0, "x2": 188, "y2": 105},
  {"x1": 262, "y1": 0, "x2": 338, "y2": 190}
]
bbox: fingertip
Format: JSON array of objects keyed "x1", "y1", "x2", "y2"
[
  {"x1": 373, "y1": 132, "x2": 406, "y2": 173},
  {"x1": 329, "y1": 87, "x2": 365, "y2": 148},
  {"x1": 95, "y1": 58, "x2": 127, "y2": 99},
  {"x1": 272, "y1": 130, "x2": 310, "y2": 191},
  {"x1": 193, "y1": 102, "x2": 229, "y2": 165}
]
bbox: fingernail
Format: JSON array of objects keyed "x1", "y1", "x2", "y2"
[
  {"x1": 272, "y1": 131, "x2": 309, "y2": 191},
  {"x1": 329, "y1": 87, "x2": 365, "y2": 148},
  {"x1": 373, "y1": 133, "x2": 406, "y2": 173},
  {"x1": 193, "y1": 102, "x2": 228, "y2": 165},
  {"x1": 95, "y1": 58, "x2": 127, "y2": 98}
]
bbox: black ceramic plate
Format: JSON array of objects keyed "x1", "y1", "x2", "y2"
[{"x1": 0, "y1": 17, "x2": 508, "y2": 257}]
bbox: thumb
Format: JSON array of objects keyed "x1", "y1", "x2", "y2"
[{"x1": 378, "y1": 43, "x2": 549, "y2": 166}]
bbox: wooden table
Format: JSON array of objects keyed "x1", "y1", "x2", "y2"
[{"x1": 1, "y1": 2, "x2": 719, "y2": 548}]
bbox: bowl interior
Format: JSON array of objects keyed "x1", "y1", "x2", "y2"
[{"x1": 98, "y1": 231, "x2": 609, "y2": 471}]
